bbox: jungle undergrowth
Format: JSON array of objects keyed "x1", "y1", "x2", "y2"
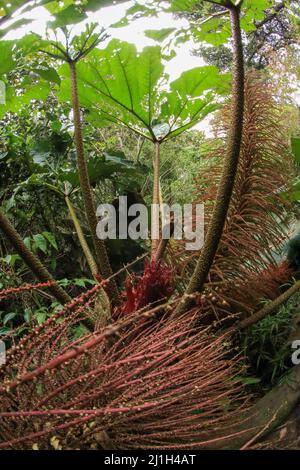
[{"x1": 241, "y1": 290, "x2": 300, "y2": 388}]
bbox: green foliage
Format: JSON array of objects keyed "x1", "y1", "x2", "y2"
[
  {"x1": 32, "y1": 65, "x2": 61, "y2": 85},
  {"x1": 241, "y1": 0, "x2": 273, "y2": 32},
  {"x1": 159, "y1": 130, "x2": 206, "y2": 205},
  {"x1": 114, "y1": 0, "x2": 275, "y2": 52},
  {"x1": 144, "y1": 28, "x2": 176, "y2": 42},
  {"x1": 292, "y1": 136, "x2": 300, "y2": 163},
  {"x1": 27, "y1": 232, "x2": 58, "y2": 255},
  {"x1": 55, "y1": 151, "x2": 148, "y2": 188},
  {"x1": 171, "y1": 0, "x2": 198, "y2": 11},
  {"x1": 242, "y1": 292, "x2": 300, "y2": 386},
  {"x1": 281, "y1": 136, "x2": 300, "y2": 202},
  {"x1": 0, "y1": 49, "x2": 54, "y2": 119},
  {"x1": 11, "y1": 147, "x2": 147, "y2": 194}
]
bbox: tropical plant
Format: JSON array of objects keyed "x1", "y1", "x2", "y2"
[
  {"x1": 0, "y1": 0, "x2": 300, "y2": 452},
  {"x1": 58, "y1": 37, "x2": 229, "y2": 257}
]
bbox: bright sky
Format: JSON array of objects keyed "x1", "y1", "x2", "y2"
[
  {"x1": 5, "y1": 0, "x2": 213, "y2": 135},
  {"x1": 7, "y1": 1, "x2": 204, "y2": 77}
]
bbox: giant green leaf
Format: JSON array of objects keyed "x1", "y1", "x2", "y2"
[
  {"x1": 162, "y1": 65, "x2": 229, "y2": 139},
  {"x1": 192, "y1": 16, "x2": 231, "y2": 47},
  {"x1": 33, "y1": 233, "x2": 48, "y2": 254},
  {"x1": 58, "y1": 40, "x2": 165, "y2": 138},
  {"x1": 47, "y1": 4, "x2": 87, "y2": 28},
  {"x1": 0, "y1": 41, "x2": 15, "y2": 75},
  {"x1": 58, "y1": 39, "x2": 229, "y2": 141}
]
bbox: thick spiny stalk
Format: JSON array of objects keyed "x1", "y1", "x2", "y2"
[
  {"x1": 65, "y1": 195, "x2": 111, "y2": 325},
  {"x1": 68, "y1": 60, "x2": 120, "y2": 305},
  {"x1": 65, "y1": 195, "x2": 98, "y2": 277},
  {"x1": 151, "y1": 141, "x2": 161, "y2": 257},
  {"x1": 0, "y1": 208, "x2": 70, "y2": 305},
  {"x1": 176, "y1": 4, "x2": 245, "y2": 315}
]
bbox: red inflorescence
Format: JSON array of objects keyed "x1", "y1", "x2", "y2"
[
  {"x1": 117, "y1": 258, "x2": 174, "y2": 317},
  {"x1": 0, "y1": 305, "x2": 250, "y2": 450},
  {"x1": 0, "y1": 281, "x2": 55, "y2": 301},
  {"x1": 259, "y1": 261, "x2": 293, "y2": 299}
]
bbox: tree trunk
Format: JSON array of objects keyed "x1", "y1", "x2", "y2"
[
  {"x1": 215, "y1": 362, "x2": 300, "y2": 449},
  {"x1": 151, "y1": 141, "x2": 161, "y2": 257},
  {"x1": 68, "y1": 60, "x2": 120, "y2": 305},
  {"x1": 175, "y1": 4, "x2": 245, "y2": 315}
]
